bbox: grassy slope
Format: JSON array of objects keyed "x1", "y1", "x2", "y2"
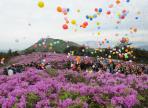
[{"x1": 25, "y1": 38, "x2": 81, "y2": 53}]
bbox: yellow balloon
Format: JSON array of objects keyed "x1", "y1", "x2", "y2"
[
  {"x1": 117, "y1": 12, "x2": 120, "y2": 17},
  {"x1": 90, "y1": 16, "x2": 93, "y2": 19},
  {"x1": 97, "y1": 13, "x2": 101, "y2": 16},
  {"x1": 38, "y1": 1, "x2": 45, "y2": 8},
  {"x1": 71, "y1": 20, "x2": 76, "y2": 25},
  {"x1": 97, "y1": 32, "x2": 101, "y2": 36},
  {"x1": 77, "y1": 9, "x2": 80, "y2": 13},
  {"x1": 96, "y1": 22, "x2": 100, "y2": 26}
]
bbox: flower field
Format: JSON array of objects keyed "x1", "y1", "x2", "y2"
[{"x1": 0, "y1": 53, "x2": 148, "y2": 108}]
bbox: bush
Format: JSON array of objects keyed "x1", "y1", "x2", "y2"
[
  {"x1": 26, "y1": 93, "x2": 40, "y2": 108},
  {"x1": 46, "y1": 68, "x2": 58, "y2": 77},
  {"x1": 59, "y1": 90, "x2": 80, "y2": 100},
  {"x1": 134, "y1": 90, "x2": 148, "y2": 108},
  {"x1": 65, "y1": 73, "x2": 86, "y2": 84},
  {"x1": 68, "y1": 104, "x2": 83, "y2": 108}
]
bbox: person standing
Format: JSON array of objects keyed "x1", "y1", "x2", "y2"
[
  {"x1": 108, "y1": 60, "x2": 115, "y2": 74},
  {"x1": 0, "y1": 58, "x2": 5, "y2": 65},
  {"x1": 76, "y1": 56, "x2": 81, "y2": 65},
  {"x1": 8, "y1": 68, "x2": 14, "y2": 76}
]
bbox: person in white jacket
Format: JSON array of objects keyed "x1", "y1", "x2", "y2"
[{"x1": 8, "y1": 69, "x2": 14, "y2": 76}]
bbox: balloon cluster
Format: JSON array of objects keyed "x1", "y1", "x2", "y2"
[
  {"x1": 57, "y1": 6, "x2": 70, "y2": 15},
  {"x1": 117, "y1": 9, "x2": 129, "y2": 20},
  {"x1": 36, "y1": 0, "x2": 141, "y2": 61},
  {"x1": 95, "y1": 8, "x2": 103, "y2": 13},
  {"x1": 84, "y1": 8, "x2": 103, "y2": 21},
  {"x1": 130, "y1": 27, "x2": 138, "y2": 33},
  {"x1": 80, "y1": 21, "x2": 88, "y2": 28},
  {"x1": 120, "y1": 37, "x2": 129, "y2": 43},
  {"x1": 97, "y1": 38, "x2": 110, "y2": 47},
  {"x1": 86, "y1": 14, "x2": 98, "y2": 21}
]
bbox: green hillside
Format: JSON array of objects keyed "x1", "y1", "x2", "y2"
[{"x1": 25, "y1": 38, "x2": 81, "y2": 53}]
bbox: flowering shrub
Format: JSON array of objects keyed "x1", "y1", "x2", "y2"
[
  {"x1": 0, "y1": 70, "x2": 147, "y2": 108},
  {"x1": 26, "y1": 93, "x2": 40, "y2": 108},
  {"x1": 0, "y1": 53, "x2": 148, "y2": 108},
  {"x1": 65, "y1": 73, "x2": 86, "y2": 84},
  {"x1": 46, "y1": 68, "x2": 58, "y2": 77}
]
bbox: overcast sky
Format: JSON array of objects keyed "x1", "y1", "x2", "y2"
[{"x1": 0, "y1": 0, "x2": 148, "y2": 51}]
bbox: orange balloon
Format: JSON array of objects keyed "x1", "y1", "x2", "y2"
[
  {"x1": 57, "y1": 6, "x2": 62, "y2": 12},
  {"x1": 116, "y1": 0, "x2": 120, "y2": 4},
  {"x1": 80, "y1": 24, "x2": 86, "y2": 28},
  {"x1": 83, "y1": 22, "x2": 88, "y2": 26},
  {"x1": 133, "y1": 28, "x2": 137, "y2": 32}
]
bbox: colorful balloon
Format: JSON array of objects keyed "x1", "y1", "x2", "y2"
[
  {"x1": 98, "y1": 8, "x2": 103, "y2": 13},
  {"x1": 38, "y1": 1, "x2": 45, "y2": 8},
  {"x1": 83, "y1": 21, "x2": 88, "y2": 26},
  {"x1": 107, "y1": 11, "x2": 111, "y2": 15},
  {"x1": 116, "y1": 0, "x2": 121, "y2": 4},
  {"x1": 97, "y1": 32, "x2": 101, "y2": 36},
  {"x1": 63, "y1": 24, "x2": 68, "y2": 30},
  {"x1": 77, "y1": 9, "x2": 80, "y2": 13},
  {"x1": 57, "y1": 6, "x2": 62, "y2": 12},
  {"x1": 71, "y1": 20, "x2": 76, "y2": 25}
]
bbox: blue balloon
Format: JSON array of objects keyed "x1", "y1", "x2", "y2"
[
  {"x1": 135, "y1": 17, "x2": 139, "y2": 20},
  {"x1": 106, "y1": 41, "x2": 109, "y2": 43},
  {"x1": 86, "y1": 15, "x2": 89, "y2": 19},
  {"x1": 98, "y1": 8, "x2": 102, "y2": 13},
  {"x1": 97, "y1": 27, "x2": 101, "y2": 30},
  {"x1": 90, "y1": 18, "x2": 93, "y2": 21},
  {"x1": 67, "y1": 8, "x2": 70, "y2": 12},
  {"x1": 126, "y1": 0, "x2": 130, "y2": 3}
]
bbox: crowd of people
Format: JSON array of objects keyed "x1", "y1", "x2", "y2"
[
  {"x1": 3, "y1": 61, "x2": 48, "y2": 76},
  {"x1": 3, "y1": 64, "x2": 25, "y2": 76},
  {"x1": 2, "y1": 54, "x2": 148, "y2": 76},
  {"x1": 66, "y1": 56, "x2": 148, "y2": 75}
]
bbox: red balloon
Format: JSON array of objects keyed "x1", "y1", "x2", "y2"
[
  {"x1": 83, "y1": 21, "x2": 88, "y2": 26},
  {"x1": 107, "y1": 11, "x2": 111, "y2": 15},
  {"x1": 120, "y1": 15, "x2": 125, "y2": 19},
  {"x1": 63, "y1": 24, "x2": 68, "y2": 29},
  {"x1": 94, "y1": 8, "x2": 98, "y2": 12},
  {"x1": 122, "y1": 9, "x2": 126, "y2": 13}
]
